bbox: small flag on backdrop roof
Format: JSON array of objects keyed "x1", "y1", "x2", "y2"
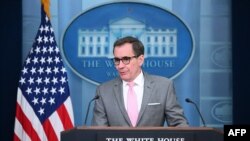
[{"x1": 13, "y1": 0, "x2": 74, "y2": 141}]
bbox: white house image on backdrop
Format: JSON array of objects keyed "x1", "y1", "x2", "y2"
[{"x1": 78, "y1": 17, "x2": 177, "y2": 58}]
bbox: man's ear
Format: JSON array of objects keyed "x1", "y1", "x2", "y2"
[{"x1": 138, "y1": 55, "x2": 144, "y2": 66}]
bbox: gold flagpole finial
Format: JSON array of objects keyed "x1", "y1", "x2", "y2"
[{"x1": 41, "y1": 0, "x2": 50, "y2": 18}]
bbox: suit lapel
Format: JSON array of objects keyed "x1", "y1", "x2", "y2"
[
  {"x1": 113, "y1": 78, "x2": 131, "y2": 125},
  {"x1": 137, "y1": 73, "x2": 154, "y2": 125}
]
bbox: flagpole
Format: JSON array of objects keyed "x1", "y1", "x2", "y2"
[{"x1": 41, "y1": 0, "x2": 50, "y2": 18}]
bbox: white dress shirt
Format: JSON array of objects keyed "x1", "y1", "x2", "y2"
[{"x1": 123, "y1": 71, "x2": 144, "y2": 112}]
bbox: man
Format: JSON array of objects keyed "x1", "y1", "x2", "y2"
[{"x1": 92, "y1": 36, "x2": 188, "y2": 127}]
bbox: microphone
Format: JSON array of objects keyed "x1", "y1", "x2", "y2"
[
  {"x1": 84, "y1": 95, "x2": 99, "y2": 126},
  {"x1": 185, "y1": 98, "x2": 206, "y2": 127}
]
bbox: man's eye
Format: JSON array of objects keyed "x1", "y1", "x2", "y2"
[
  {"x1": 122, "y1": 57, "x2": 130, "y2": 61},
  {"x1": 114, "y1": 58, "x2": 120, "y2": 61}
]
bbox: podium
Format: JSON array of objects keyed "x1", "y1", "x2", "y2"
[{"x1": 61, "y1": 127, "x2": 223, "y2": 141}]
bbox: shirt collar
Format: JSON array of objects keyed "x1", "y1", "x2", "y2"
[{"x1": 123, "y1": 71, "x2": 144, "y2": 86}]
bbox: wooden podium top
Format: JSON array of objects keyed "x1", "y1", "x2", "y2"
[
  {"x1": 62, "y1": 126, "x2": 224, "y2": 141},
  {"x1": 76, "y1": 126, "x2": 223, "y2": 134}
]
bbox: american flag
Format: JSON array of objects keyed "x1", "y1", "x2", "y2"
[{"x1": 14, "y1": 5, "x2": 74, "y2": 141}]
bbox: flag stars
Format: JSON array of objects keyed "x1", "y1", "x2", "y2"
[
  {"x1": 28, "y1": 77, "x2": 34, "y2": 85},
  {"x1": 26, "y1": 57, "x2": 31, "y2": 65},
  {"x1": 38, "y1": 107, "x2": 44, "y2": 115},
  {"x1": 35, "y1": 46, "x2": 41, "y2": 54},
  {"x1": 44, "y1": 77, "x2": 50, "y2": 85},
  {"x1": 30, "y1": 48, "x2": 34, "y2": 54},
  {"x1": 42, "y1": 46, "x2": 47, "y2": 54},
  {"x1": 50, "y1": 87, "x2": 57, "y2": 95},
  {"x1": 22, "y1": 67, "x2": 28, "y2": 74},
  {"x1": 42, "y1": 87, "x2": 49, "y2": 95},
  {"x1": 53, "y1": 67, "x2": 59, "y2": 74},
  {"x1": 59, "y1": 87, "x2": 65, "y2": 94},
  {"x1": 34, "y1": 87, "x2": 41, "y2": 95},
  {"x1": 39, "y1": 25, "x2": 44, "y2": 33},
  {"x1": 43, "y1": 35, "x2": 48, "y2": 43},
  {"x1": 60, "y1": 76, "x2": 66, "y2": 84},
  {"x1": 50, "y1": 27, "x2": 54, "y2": 33},
  {"x1": 32, "y1": 57, "x2": 39, "y2": 64},
  {"x1": 54, "y1": 57, "x2": 60, "y2": 64},
  {"x1": 26, "y1": 87, "x2": 32, "y2": 95},
  {"x1": 36, "y1": 77, "x2": 42, "y2": 85},
  {"x1": 37, "y1": 36, "x2": 43, "y2": 44},
  {"x1": 48, "y1": 97, "x2": 55, "y2": 105},
  {"x1": 61, "y1": 67, "x2": 67, "y2": 74},
  {"x1": 55, "y1": 46, "x2": 60, "y2": 54},
  {"x1": 19, "y1": 77, "x2": 26, "y2": 85},
  {"x1": 44, "y1": 25, "x2": 49, "y2": 33},
  {"x1": 32, "y1": 97, "x2": 39, "y2": 105},
  {"x1": 40, "y1": 57, "x2": 46, "y2": 64},
  {"x1": 47, "y1": 57, "x2": 53, "y2": 64},
  {"x1": 45, "y1": 16, "x2": 49, "y2": 22},
  {"x1": 49, "y1": 36, "x2": 54, "y2": 43},
  {"x1": 30, "y1": 67, "x2": 36, "y2": 75},
  {"x1": 45, "y1": 67, "x2": 52, "y2": 74},
  {"x1": 40, "y1": 97, "x2": 47, "y2": 105},
  {"x1": 38, "y1": 67, "x2": 44, "y2": 74},
  {"x1": 48, "y1": 46, "x2": 54, "y2": 54},
  {"x1": 52, "y1": 77, "x2": 58, "y2": 85}
]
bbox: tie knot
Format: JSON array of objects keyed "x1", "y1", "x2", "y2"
[{"x1": 128, "y1": 81, "x2": 135, "y2": 87}]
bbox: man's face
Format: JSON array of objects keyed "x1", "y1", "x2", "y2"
[{"x1": 113, "y1": 43, "x2": 144, "y2": 82}]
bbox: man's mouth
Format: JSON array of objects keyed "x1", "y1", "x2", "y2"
[{"x1": 119, "y1": 71, "x2": 126, "y2": 75}]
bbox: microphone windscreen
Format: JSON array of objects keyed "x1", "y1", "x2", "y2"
[{"x1": 185, "y1": 98, "x2": 192, "y2": 103}]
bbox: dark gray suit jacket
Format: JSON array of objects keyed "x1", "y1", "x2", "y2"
[{"x1": 92, "y1": 73, "x2": 188, "y2": 127}]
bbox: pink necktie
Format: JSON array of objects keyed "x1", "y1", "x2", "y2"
[{"x1": 127, "y1": 82, "x2": 138, "y2": 127}]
